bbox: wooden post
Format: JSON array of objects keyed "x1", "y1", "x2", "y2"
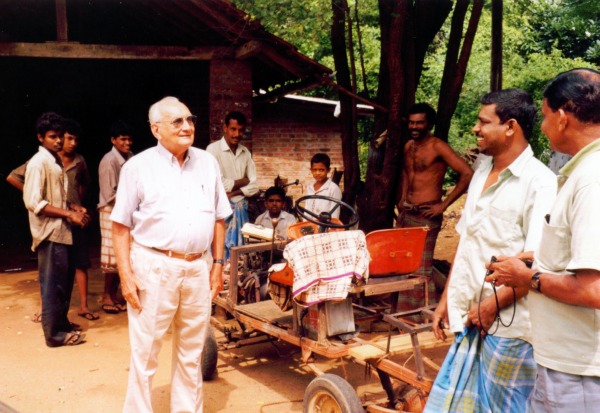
[
  {"x1": 55, "y1": 0, "x2": 68, "y2": 41},
  {"x1": 491, "y1": 0, "x2": 503, "y2": 91}
]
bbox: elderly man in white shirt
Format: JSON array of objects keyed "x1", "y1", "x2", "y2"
[
  {"x1": 112, "y1": 97, "x2": 232, "y2": 413},
  {"x1": 426, "y1": 89, "x2": 557, "y2": 413}
]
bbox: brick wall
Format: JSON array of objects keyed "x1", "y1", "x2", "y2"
[
  {"x1": 209, "y1": 59, "x2": 253, "y2": 143},
  {"x1": 252, "y1": 100, "x2": 344, "y2": 201}
]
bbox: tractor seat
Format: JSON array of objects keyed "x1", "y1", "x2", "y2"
[
  {"x1": 349, "y1": 226, "x2": 430, "y2": 297},
  {"x1": 365, "y1": 227, "x2": 429, "y2": 277},
  {"x1": 271, "y1": 226, "x2": 428, "y2": 288}
]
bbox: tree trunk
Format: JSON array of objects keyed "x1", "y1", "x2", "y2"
[
  {"x1": 359, "y1": 0, "x2": 452, "y2": 232},
  {"x1": 491, "y1": 0, "x2": 503, "y2": 91},
  {"x1": 331, "y1": 0, "x2": 361, "y2": 217},
  {"x1": 436, "y1": 0, "x2": 484, "y2": 141},
  {"x1": 356, "y1": 0, "x2": 409, "y2": 233}
]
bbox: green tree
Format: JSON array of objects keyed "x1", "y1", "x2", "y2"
[
  {"x1": 518, "y1": 0, "x2": 600, "y2": 64},
  {"x1": 234, "y1": 0, "x2": 599, "y2": 229}
]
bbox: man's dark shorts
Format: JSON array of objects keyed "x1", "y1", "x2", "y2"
[{"x1": 71, "y1": 226, "x2": 91, "y2": 269}]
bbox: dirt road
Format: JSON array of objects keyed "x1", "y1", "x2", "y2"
[{"x1": 0, "y1": 202, "x2": 461, "y2": 413}]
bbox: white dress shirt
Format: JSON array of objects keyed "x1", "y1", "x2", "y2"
[
  {"x1": 448, "y1": 146, "x2": 556, "y2": 341},
  {"x1": 111, "y1": 143, "x2": 232, "y2": 253}
]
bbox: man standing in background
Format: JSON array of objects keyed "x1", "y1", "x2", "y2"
[
  {"x1": 207, "y1": 111, "x2": 258, "y2": 261},
  {"x1": 98, "y1": 120, "x2": 134, "y2": 314}
]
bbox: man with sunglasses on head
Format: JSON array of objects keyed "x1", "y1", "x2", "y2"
[
  {"x1": 207, "y1": 111, "x2": 259, "y2": 261},
  {"x1": 111, "y1": 97, "x2": 232, "y2": 413},
  {"x1": 426, "y1": 89, "x2": 557, "y2": 413}
]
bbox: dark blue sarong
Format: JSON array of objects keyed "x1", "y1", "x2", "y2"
[{"x1": 225, "y1": 198, "x2": 249, "y2": 260}]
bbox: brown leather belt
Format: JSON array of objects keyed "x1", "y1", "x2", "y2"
[{"x1": 150, "y1": 247, "x2": 207, "y2": 262}]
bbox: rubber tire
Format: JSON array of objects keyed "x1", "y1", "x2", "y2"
[
  {"x1": 303, "y1": 374, "x2": 365, "y2": 413},
  {"x1": 201, "y1": 327, "x2": 218, "y2": 381}
]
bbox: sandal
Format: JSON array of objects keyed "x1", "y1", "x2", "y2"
[
  {"x1": 63, "y1": 331, "x2": 86, "y2": 346},
  {"x1": 102, "y1": 303, "x2": 119, "y2": 314},
  {"x1": 78, "y1": 311, "x2": 100, "y2": 321},
  {"x1": 115, "y1": 302, "x2": 127, "y2": 312},
  {"x1": 32, "y1": 312, "x2": 42, "y2": 323}
]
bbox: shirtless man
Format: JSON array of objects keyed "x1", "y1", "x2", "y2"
[{"x1": 397, "y1": 103, "x2": 473, "y2": 310}]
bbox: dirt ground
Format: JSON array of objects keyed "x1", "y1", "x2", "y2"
[{"x1": 0, "y1": 200, "x2": 462, "y2": 413}]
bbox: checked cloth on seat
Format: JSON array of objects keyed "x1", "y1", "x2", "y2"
[{"x1": 283, "y1": 230, "x2": 370, "y2": 306}]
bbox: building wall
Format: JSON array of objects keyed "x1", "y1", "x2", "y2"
[
  {"x1": 209, "y1": 59, "x2": 253, "y2": 143},
  {"x1": 251, "y1": 101, "x2": 344, "y2": 201}
]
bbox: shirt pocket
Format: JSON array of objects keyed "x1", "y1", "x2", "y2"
[
  {"x1": 479, "y1": 206, "x2": 522, "y2": 250},
  {"x1": 197, "y1": 184, "x2": 215, "y2": 213},
  {"x1": 537, "y1": 221, "x2": 571, "y2": 272}
]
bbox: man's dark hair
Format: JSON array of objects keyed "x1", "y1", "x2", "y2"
[
  {"x1": 265, "y1": 186, "x2": 286, "y2": 200},
  {"x1": 408, "y1": 103, "x2": 437, "y2": 126},
  {"x1": 63, "y1": 118, "x2": 82, "y2": 137},
  {"x1": 480, "y1": 88, "x2": 537, "y2": 140},
  {"x1": 110, "y1": 120, "x2": 133, "y2": 138},
  {"x1": 311, "y1": 153, "x2": 331, "y2": 169},
  {"x1": 543, "y1": 68, "x2": 600, "y2": 124},
  {"x1": 35, "y1": 112, "x2": 64, "y2": 136},
  {"x1": 225, "y1": 111, "x2": 247, "y2": 126}
]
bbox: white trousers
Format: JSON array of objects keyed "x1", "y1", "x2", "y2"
[{"x1": 123, "y1": 244, "x2": 211, "y2": 413}]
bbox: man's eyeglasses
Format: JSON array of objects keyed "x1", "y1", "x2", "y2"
[{"x1": 155, "y1": 115, "x2": 197, "y2": 129}]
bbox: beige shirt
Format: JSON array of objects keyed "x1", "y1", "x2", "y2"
[
  {"x1": 206, "y1": 137, "x2": 259, "y2": 203},
  {"x1": 23, "y1": 147, "x2": 72, "y2": 250},
  {"x1": 531, "y1": 138, "x2": 600, "y2": 376},
  {"x1": 98, "y1": 146, "x2": 133, "y2": 209},
  {"x1": 448, "y1": 146, "x2": 556, "y2": 341}
]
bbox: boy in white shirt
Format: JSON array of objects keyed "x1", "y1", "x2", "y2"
[{"x1": 305, "y1": 153, "x2": 342, "y2": 219}]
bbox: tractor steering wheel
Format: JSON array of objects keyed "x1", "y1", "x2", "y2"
[{"x1": 295, "y1": 195, "x2": 359, "y2": 230}]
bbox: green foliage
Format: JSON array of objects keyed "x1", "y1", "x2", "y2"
[
  {"x1": 234, "y1": 0, "x2": 599, "y2": 185},
  {"x1": 233, "y1": 0, "x2": 380, "y2": 98},
  {"x1": 418, "y1": 0, "x2": 599, "y2": 168},
  {"x1": 233, "y1": 0, "x2": 333, "y2": 62},
  {"x1": 517, "y1": 0, "x2": 600, "y2": 64}
]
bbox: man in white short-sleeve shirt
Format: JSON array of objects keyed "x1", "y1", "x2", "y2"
[
  {"x1": 427, "y1": 89, "x2": 556, "y2": 413},
  {"x1": 490, "y1": 69, "x2": 600, "y2": 412},
  {"x1": 111, "y1": 96, "x2": 232, "y2": 413}
]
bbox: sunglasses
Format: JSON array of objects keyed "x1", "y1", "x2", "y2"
[{"x1": 155, "y1": 115, "x2": 197, "y2": 129}]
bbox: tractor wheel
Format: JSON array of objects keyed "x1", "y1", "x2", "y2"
[
  {"x1": 201, "y1": 326, "x2": 218, "y2": 381},
  {"x1": 303, "y1": 374, "x2": 365, "y2": 413}
]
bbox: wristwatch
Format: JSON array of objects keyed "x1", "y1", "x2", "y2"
[
  {"x1": 213, "y1": 259, "x2": 225, "y2": 265},
  {"x1": 530, "y1": 271, "x2": 542, "y2": 292}
]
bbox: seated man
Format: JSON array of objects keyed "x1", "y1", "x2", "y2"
[{"x1": 254, "y1": 186, "x2": 297, "y2": 240}]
